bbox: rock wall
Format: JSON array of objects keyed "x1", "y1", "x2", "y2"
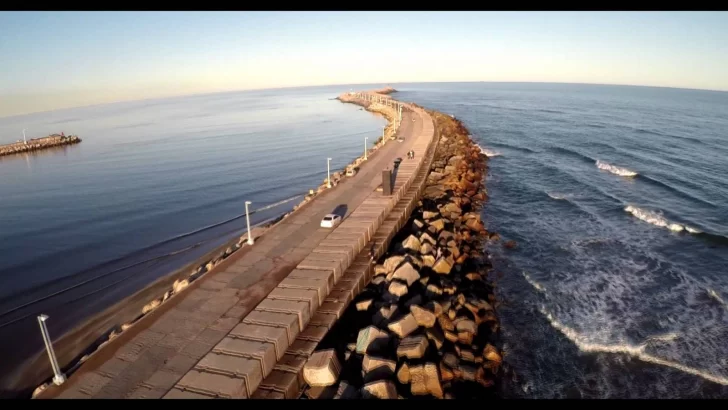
[
  {"x1": 0, "y1": 135, "x2": 82, "y2": 157},
  {"x1": 300, "y1": 109, "x2": 503, "y2": 399}
]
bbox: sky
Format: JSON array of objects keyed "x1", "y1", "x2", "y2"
[{"x1": 1, "y1": 11, "x2": 727, "y2": 117}]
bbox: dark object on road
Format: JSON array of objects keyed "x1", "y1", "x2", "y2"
[{"x1": 393, "y1": 158, "x2": 402, "y2": 168}]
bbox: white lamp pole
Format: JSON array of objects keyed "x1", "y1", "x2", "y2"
[
  {"x1": 23, "y1": 129, "x2": 27, "y2": 145},
  {"x1": 327, "y1": 158, "x2": 332, "y2": 188},
  {"x1": 364, "y1": 137, "x2": 368, "y2": 160},
  {"x1": 245, "y1": 201, "x2": 254, "y2": 245},
  {"x1": 37, "y1": 314, "x2": 66, "y2": 386}
]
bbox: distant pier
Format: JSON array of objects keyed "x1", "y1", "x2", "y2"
[{"x1": 0, "y1": 134, "x2": 82, "y2": 158}]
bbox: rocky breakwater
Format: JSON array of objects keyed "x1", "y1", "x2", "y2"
[
  {"x1": 0, "y1": 134, "x2": 82, "y2": 158},
  {"x1": 300, "y1": 110, "x2": 502, "y2": 399}
]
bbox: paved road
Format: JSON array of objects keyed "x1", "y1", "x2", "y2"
[{"x1": 45, "y1": 98, "x2": 424, "y2": 399}]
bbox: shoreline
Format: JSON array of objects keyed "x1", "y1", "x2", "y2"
[
  {"x1": 299, "y1": 100, "x2": 503, "y2": 398},
  {"x1": 29, "y1": 88, "x2": 404, "y2": 400}
]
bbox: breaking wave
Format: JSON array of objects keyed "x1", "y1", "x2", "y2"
[
  {"x1": 707, "y1": 288, "x2": 728, "y2": 310},
  {"x1": 624, "y1": 205, "x2": 700, "y2": 233},
  {"x1": 540, "y1": 308, "x2": 728, "y2": 386},
  {"x1": 522, "y1": 271, "x2": 546, "y2": 293},
  {"x1": 546, "y1": 192, "x2": 571, "y2": 200},
  {"x1": 596, "y1": 160, "x2": 638, "y2": 177},
  {"x1": 478, "y1": 145, "x2": 501, "y2": 157}
]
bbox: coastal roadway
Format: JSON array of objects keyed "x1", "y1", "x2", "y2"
[{"x1": 41, "y1": 93, "x2": 429, "y2": 399}]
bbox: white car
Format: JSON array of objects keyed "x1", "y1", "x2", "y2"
[{"x1": 320, "y1": 214, "x2": 342, "y2": 228}]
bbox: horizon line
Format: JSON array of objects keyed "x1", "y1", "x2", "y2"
[{"x1": 2, "y1": 80, "x2": 727, "y2": 120}]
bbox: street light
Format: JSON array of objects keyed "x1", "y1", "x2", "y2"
[
  {"x1": 327, "y1": 158, "x2": 333, "y2": 188},
  {"x1": 37, "y1": 314, "x2": 66, "y2": 386},
  {"x1": 364, "y1": 137, "x2": 368, "y2": 160},
  {"x1": 245, "y1": 201, "x2": 254, "y2": 245}
]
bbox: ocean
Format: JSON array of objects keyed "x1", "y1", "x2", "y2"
[
  {"x1": 394, "y1": 82, "x2": 728, "y2": 398},
  {"x1": 2, "y1": 82, "x2": 727, "y2": 398},
  {"x1": 0, "y1": 85, "x2": 387, "y2": 394}
]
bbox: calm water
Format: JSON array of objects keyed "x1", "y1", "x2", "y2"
[
  {"x1": 0, "y1": 85, "x2": 386, "y2": 392},
  {"x1": 396, "y1": 83, "x2": 728, "y2": 398}
]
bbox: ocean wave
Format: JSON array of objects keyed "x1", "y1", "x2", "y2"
[
  {"x1": 624, "y1": 205, "x2": 700, "y2": 233},
  {"x1": 522, "y1": 271, "x2": 546, "y2": 293},
  {"x1": 547, "y1": 192, "x2": 571, "y2": 200},
  {"x1": 539, "y1": 308, "x2": 728, "y2": 386},
  {"x1": 596, "y1": 160, "x2": 638, "y2": 177},
  {"x1": 478, "y1": 144, "x2": 501, "y2": 157},
  {"x1": 707, "y1": 288, "x2": 728, "y2": 310}
]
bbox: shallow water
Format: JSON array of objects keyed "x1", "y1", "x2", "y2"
[
  {"x1": 0, "y1": 85, "x2": 386, "y2": 392},
  {"x1": 395, "y1": 82, "x2": 728, "y2": 398}
]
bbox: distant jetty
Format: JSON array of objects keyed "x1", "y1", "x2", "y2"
[{"x1": 0, "y1": 134, "x2": 82, "y2": 158}]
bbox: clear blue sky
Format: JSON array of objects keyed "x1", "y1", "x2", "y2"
[{"x1": 1, "y1": 11, "x2": 727, "y2": 117}]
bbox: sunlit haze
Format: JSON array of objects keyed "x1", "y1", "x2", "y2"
[{"x1": 1, "y1": 11, "x2": 727, "y2": 117}]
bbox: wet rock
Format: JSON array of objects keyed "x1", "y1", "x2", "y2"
[
  {"x1": 362, "y1": 355, "x2": 396, "y2": 375},
  {"x1": 488, "y1": 232, "x2": 500, "y2": 242},
  {"x1": 410, "y1": 305, "x2": 436, "y2": 328},
  {"x1": 356, "y1": 326, "x2": 389, "y2": 354},
  {"x1": 397, "y1": 335, "x2": 429, "y2": 359},
  {"x1": 504, "y1": 240, "x2": 517, "y2": 249},
  {"x1": 362, "y1": 380, "x2": 397, "y2": 399},
  {"x1": 401, "y1": 235, "x2": 421, "y2": 253},
  {"x1": 356, "y1": 299, "x2": 373, "y2": 311},
  {"x1": 303, "y1": 349, "x2": 341, "y2": 387},
  {"x1": 388, "y1": 314, "x2": 419, "y2": 338},
  {"x1": 483, "y1": 343, "x2": 502, "y2": 365}
]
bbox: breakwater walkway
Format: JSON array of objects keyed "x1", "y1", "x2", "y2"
[
  {"x1": 0, "y1": 135, "x2": 81, "y2": 158},
  {"x1": 40, "y1": 90, "x2": 436, "y2": 399}
]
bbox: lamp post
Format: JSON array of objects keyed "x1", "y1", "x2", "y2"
[
  {"x1": 327, "y1": 157, "x2": 332, "y2": 188},
  {"x1": 22, "y1": 129, "x2": 27, "y2": 145},
  {"x1": 37, "y1": 315, "x2": 66, "y2": 386},
  {"x1": 364, "y1": 137, "x2": 368, "y2": 160},
  {"x1": 245, "y1": 201, "x2": 254, "y2": 245}
]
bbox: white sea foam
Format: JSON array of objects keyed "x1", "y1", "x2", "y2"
[
  {"x1": 624, "y1": 205, "x2": 700, "y2": 234},
  {"x1": 707, "y1": 288, "x2": 728, "y2": 310},
  {"x1": 624, "y1": 205, "x2": 701, "y2": 234},
  {"x1": 539, "y1": 308, "x2": 728, "y2": 386},
  {"x1": 478, "y1": 144, "x2": 501, "y2": 157},
  {"x1": 596, "y1": 160, "x2": 638, "y2": 177},
  {"x1": 547, "y1": 192, "x2": 570, "y2": 200},
  {"x1": 522, "y1": 271, "x2": 546, "y2": 293}
]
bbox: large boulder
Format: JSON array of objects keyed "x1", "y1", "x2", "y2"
[
  {"x1": 401, "y1": 235, "x2": 421, "y2": 253},
  {"x1": 391, "y1": 262, "x2": 420, "y2": 286},
  {"x1": 383, "y1": 255, "x2": 405, "y2": 273}
]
